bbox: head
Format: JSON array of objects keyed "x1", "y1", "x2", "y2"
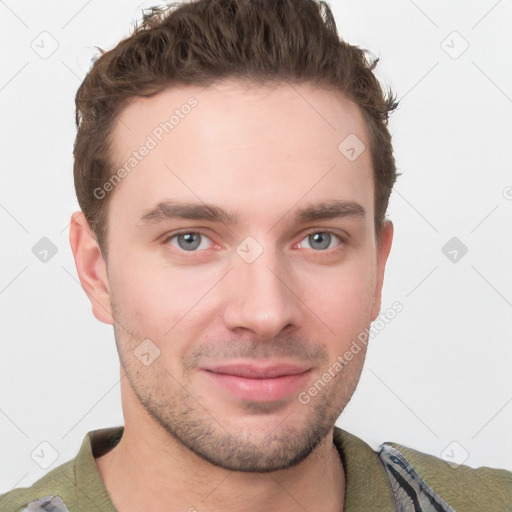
[{"x1": 70, "y1": 0, "x2": 397, "y2": 472}]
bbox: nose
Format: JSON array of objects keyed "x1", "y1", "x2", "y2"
[{"x1": 222, "y1": 245, "x2": 302, "y2": 341}]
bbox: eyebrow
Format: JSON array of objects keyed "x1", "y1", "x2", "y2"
[{"x1": 138, "y1": 199, "x2": 366, "y2": 226}]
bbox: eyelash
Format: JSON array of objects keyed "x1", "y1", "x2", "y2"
[{"x1": 161, "y1": 230, "x2": 346, "y2": 254}]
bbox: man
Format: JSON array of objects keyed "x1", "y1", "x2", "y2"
[{"x1": 1, "y1": 0, "x2": 510, "y2": 510}]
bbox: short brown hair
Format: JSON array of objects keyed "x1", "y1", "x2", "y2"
[{"x1": 74, "y1": 0, "x2": 399, "y2": 255}]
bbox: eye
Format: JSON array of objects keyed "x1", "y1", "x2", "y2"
[
  {"x1": 299, "y1": 231, "x2": 343, "y2": 251},
  {"x1": 165, "y1": 232, "x2": 213, "y2": 252}
]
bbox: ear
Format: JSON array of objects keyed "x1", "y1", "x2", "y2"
[
  {"x1": 371, "y1": 220, "x2": 394, "y2": 321},
  {"x1": 69, "y1": 211, "x2": 113, "y2": 325}
]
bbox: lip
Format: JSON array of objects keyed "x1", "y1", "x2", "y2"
[
  {"x1": 204, "y1": 362, "x2": 311, "y2": 379},
  {"x1": 201, "y1": 362, "x2": 311, "y2": 402}
]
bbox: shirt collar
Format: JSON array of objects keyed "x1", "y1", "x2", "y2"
[
  {"x1": 333, "y1": 427, "x2": 395, "y2": 511},
  {"x1": 73, "y1": 427, "x2": 121, "y2": 512}
]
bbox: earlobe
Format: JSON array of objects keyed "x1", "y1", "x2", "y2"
[
  {"x1": 371, "y1": 220, "x2": 394, "y2": 321},
  {"x1": 69, "y1": 211, "x2": 114, "y2": 325}
]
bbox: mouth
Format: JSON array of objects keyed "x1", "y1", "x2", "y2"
[{"x1": 201, "y1": 362, "x2": 312, "y2": 402}]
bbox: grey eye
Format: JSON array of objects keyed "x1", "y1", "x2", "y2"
[
  {"x1": 178, "y1": 233, "x2": 201, "y2": 250},
  {"x1": 169, "y1": 232, "x2": 210, "y2": 251},
  {"x1": 301, "y1": 232, "x2": 341, "y2": 251}
]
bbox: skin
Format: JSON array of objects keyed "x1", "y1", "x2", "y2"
[{"x1": 70, "y1": 80, "x2": 393, "y2": 512}]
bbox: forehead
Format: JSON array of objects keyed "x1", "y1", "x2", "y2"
[{"x1": 107, "y1": 81, "x2": 374, "y2": 229}]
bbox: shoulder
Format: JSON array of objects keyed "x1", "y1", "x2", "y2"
[
  {"x1": 0, "y1": 459, "x2": 76, "y2": 512},
  {"x1": 333, "y1": 426, "x2": 512, "y2": 511},
  {"x1": 382, "y1": 441, "x2": 512, "y2": 511},
  {"x1": 0, "y1": 426, "x2": 122, "y2": 512}
]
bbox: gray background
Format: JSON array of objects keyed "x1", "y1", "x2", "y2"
[{"x1": 1, "y1": 0, "x2": 511, "y2": 491}]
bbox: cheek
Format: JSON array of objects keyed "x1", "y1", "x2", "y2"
[
  {"x1": 108, "y1": 252, "x2": 220, "y2": 341},
  {"x1": 107, "y1": 253, "x2": 163, "y2": 334},
  {"x1": 301, "y1": 258, "x2": 376, "y2": 339}
]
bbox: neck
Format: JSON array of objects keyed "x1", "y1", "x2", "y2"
[{"x1": 96, "y1": 419, "x2": 345, "y2": 512}]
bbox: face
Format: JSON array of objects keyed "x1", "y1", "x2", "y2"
[{"x1": 82, "y1": 81, "x2": 392, "y2": 472}]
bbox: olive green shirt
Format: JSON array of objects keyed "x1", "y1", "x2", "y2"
[{"x1": 0, "y1": 426, "x2": 510, "y2": 511}]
